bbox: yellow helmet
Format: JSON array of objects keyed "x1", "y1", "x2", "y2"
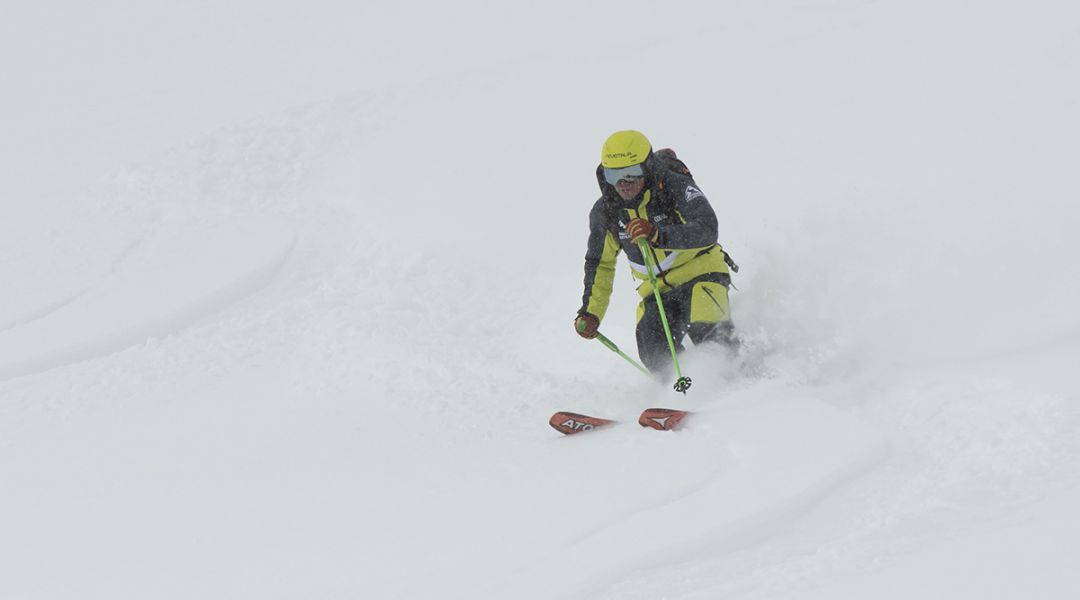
[{"x1": 600, "y1": 130, "x2": 652, "y2": 168}]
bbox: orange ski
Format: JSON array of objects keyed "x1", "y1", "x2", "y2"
[
  {"x1": 549, "y1": 411, "x2": 616, "y2": 435},
  {"x1": 638, "y1": 408, "x2": 690, "y2": 431}
]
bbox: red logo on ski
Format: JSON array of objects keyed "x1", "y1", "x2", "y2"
[{"x1": 638, "y1": 408, "x2": 689, "y2": 431}]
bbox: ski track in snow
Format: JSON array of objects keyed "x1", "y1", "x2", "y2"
[
  {"x1": 0, "y1": 219, "x2": 295, "y2": 381},
  {"x1": 489, "y1": 396, "x2": 889, "y2": 600},
  {"x1": 0, "y1": 289, "x2": 88, "y2": 333}
]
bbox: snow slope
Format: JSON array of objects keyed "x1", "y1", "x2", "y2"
[{"x1": 2, "y1": 1, "x2": 1079, "y2": 598}]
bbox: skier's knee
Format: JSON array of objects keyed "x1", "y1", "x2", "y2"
[{"x1": 691, "y1": 319, "x2": 740, "y2": 352}]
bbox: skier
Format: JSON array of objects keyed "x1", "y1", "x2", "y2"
[{"x1": 574, "y1": 130, "x2": 738, "y2": 375}]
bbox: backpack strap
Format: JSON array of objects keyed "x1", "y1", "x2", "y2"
[{"x1": 656, "y1": 148, "x2": 692, "y2": 177}]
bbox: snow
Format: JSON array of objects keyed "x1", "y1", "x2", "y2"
[
  {"x1": 0, "y1": 218, "x2": 294, "y2": 380},
  {"x1": 2, "y1": 1, "x2": 1079, "y2": 598}
]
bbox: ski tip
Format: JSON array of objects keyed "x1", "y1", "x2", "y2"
[
  {"x1": 638, "y1": 408, "x2": 690, "y2": 431},
  {"x1": 549, "y1": 411, "x2": 616, "y2": 435}
]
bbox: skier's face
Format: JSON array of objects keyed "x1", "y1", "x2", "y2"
[{"x1": 614, "y1": 177, "x2": 645, "y2": 200}]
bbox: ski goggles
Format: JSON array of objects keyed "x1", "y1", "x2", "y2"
[{"x1": 602, "y1": 164, "x2": 645, "y2": 185}]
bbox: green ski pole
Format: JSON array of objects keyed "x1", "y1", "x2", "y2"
[
  {"x1": 576, "y1": 318, "x2": 652, "y2": 377},
  {"x1": 595, "y1": 332, "x2": 652, "y2": 377},
  {"x1": 637, "y1": 238, "x2": 692, "y2": 393}
]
